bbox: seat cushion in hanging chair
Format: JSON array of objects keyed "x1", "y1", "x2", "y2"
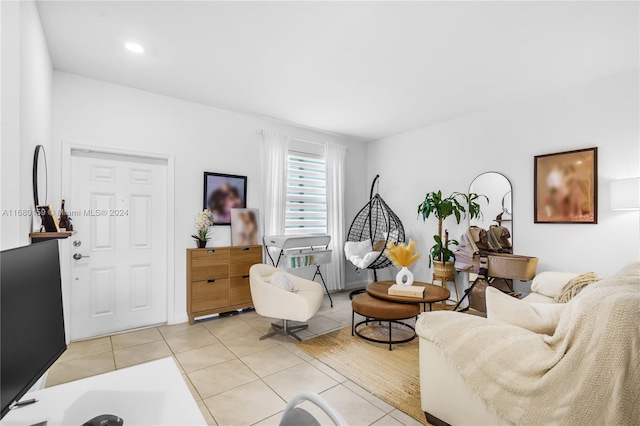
[{"x1": 345, "y1": 240, "x2": 381, "y2": 269}]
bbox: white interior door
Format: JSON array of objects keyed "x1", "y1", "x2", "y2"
[{"x1": 69, "y1": 150, "x2": 167, "y2": 340}]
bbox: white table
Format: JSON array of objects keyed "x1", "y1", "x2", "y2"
[{"x1": 2, "y1": 358, "x2": 206, "y2": 426}]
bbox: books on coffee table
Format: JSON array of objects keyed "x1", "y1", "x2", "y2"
[{"x1": 388, "y1": 284, "x2": 425, "y2": 298}]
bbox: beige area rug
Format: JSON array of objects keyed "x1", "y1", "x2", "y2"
[{"x1": 297, "y1": 323, "x2": 427, "y2": 425}]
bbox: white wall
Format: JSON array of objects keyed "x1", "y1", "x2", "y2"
[
  {"x1": 52, "y1": 71, "x2": 368, "y2": 323},
  {"x1": 0, "y1": 0, "x2": 53, "y2": 250},
  {"x1": 367, "y1": 70, "x2": 640, "y2": 295}
]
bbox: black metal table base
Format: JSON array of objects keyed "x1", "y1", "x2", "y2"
[
  {"x1": 351, "y1": 313, "x2": 416, "y2": 351},
  {"x1": 349, "y1": 288, "x2": 366, "y2": 299}
]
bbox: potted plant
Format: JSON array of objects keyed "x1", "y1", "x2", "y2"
[
  {"x1": 192, "y1": 209, "x2": 215, "y2": 248},
  {"x1": 417, "y1": 191, "x2": 488, "y2": 275}
]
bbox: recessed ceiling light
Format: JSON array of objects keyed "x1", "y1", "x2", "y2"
[{"x1": 125, "y1": 42, "x2": 144, "y2": 53}]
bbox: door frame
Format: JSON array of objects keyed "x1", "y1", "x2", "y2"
[{"x1": 61, "y1": 142, "x2": 176, "y2": 338}]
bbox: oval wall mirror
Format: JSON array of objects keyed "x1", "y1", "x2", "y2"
[
  {"x1": 468, "y1": 172, "x2": 513, "y2": 249},
  {"x1": 32, "y1": 145, "x2": 48, "y2": 208}
]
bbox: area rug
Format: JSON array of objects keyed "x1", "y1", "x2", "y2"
[{"x1": 297, "y1": 324, "x2": 427, "y2": 425}]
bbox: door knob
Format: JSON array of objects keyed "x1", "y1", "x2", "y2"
[
  {"x1": 73, "y1": 253, "x2": 90, "y2": 260},
  {"x1": 73, "y1": 240, "x2": 81, "y2": 247}
]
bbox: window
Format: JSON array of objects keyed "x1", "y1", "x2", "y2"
[{"x1": 285, "y1": 152, "x2": 327, "y2": 236}]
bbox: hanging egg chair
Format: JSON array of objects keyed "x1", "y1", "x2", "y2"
[{"x1": 345, "y1": 175, "x2": 405, "y2": 297}]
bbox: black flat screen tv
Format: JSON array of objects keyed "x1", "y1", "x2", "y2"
[{"x1": 1, "y1": 240, "x2": 67, "y2": 419}]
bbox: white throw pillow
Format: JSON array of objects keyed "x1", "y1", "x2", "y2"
[
  {"x1": 486, "y1": 287, "x2": 566, "y2": 335},
  {"x1": 265, "y1": 271, "x2": 298, "y2": 292},
  {"x1": 344, "y1": 240, "x2": 373, "y2": 259},
  {"x1": 530, "y1": 271, "x2": 579, "y2": 298},
  {"x1": 361, "y1": 251, "x2": 381, "y2": 267},
  {"x1": 613, "y1": 258, "x2": 640, "y2": 279}
]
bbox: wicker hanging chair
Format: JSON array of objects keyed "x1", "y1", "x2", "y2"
[{"x1": 346, "y1": 175, "x2": 405, "y2": 283}]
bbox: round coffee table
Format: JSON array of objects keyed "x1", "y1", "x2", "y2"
[
  {"x1": 366, "y1": 281, "x2": 450, "y2": 312},
  {"x1": 351, "y1": 293, "x2": 420, "y2": 350}
]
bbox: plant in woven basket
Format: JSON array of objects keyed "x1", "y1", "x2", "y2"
[{"x1": 417, "y1": 191, "x2": 488, "y2": 267}]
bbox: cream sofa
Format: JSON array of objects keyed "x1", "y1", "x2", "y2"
[{"x1": 416, "y1": 261, "x2": 640, "y2": 425}]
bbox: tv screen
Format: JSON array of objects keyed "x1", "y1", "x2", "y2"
[{"x1": 1, "y1": 240, "x2": 66, "y2": 419}]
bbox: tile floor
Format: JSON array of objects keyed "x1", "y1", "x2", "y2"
[{"x1": 46, "y1": 290, "x2": 425, "y2": 426}]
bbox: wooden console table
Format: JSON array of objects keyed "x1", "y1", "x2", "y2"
[{"x1": 186, "y1": 245, "x2": 262, "y2": 324}]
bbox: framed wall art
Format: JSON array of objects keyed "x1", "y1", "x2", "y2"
[
  {"x1": 203, "y1": 172, "x2": 247, "y2": 225},
  {"x1": 534, "y1": 147, "x2": 597, "y2": 224},
  {"x1": 230, "y1": 208, "x2": 261, "y2": 246}
]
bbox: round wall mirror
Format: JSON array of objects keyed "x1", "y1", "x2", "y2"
[
  {"x1": 469, "y1": 172, "x2": 513, "y2": 249},
  {"x1": 32, "y1": 145, "x2": 48, "y2": 208}
]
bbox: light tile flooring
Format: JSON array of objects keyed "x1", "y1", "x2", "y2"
[{"x1": 46, "y1": 291, "x2": 424, "y2": 426}]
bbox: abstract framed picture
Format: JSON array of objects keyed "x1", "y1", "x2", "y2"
[
  {"x1": 534, "y1": 147, "x2": 598, "y2": 224},
  {"x1": 230, "y1": 208, "x2": 261, "y2": 246},
  {"x1": 203, "y1": 172, "x2": 247, "y2": 225}
]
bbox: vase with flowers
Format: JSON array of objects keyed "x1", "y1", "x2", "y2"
[
  {"x1": 192, "y1": 209, "x2": 215, "y2": 248},
  {"x1": 385, "y1": 240, "x2": 421, "y2": 286}
]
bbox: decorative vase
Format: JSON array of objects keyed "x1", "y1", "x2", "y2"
[
  {"x1": 196, "y1": 239, "x2": 207, "y2": 248},
  {"x1": 396, "y1": 266, "x2": 414, "y2": 286}
]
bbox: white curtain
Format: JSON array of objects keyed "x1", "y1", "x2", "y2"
[
  {"x1": 325, "y1": 143, "x2": 348, "y2": 291},
  {"x1": 261, "y1": 131, "x2": 289, "y2": 238}
]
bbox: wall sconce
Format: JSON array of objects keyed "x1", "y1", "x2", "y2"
[{"x1": 610, "y1": 177, "x2": 640, "y2": 210}]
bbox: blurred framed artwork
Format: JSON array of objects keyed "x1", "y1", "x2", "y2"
[
  {"x1": 230, "y1": 208, "x2": 261, "y2": 246},
  {"x1": 534, "y1": 147, "x2": 597, "y2": 224},
  {"x1": 203, "y1": 172, "x2": 247, "y2": 225}
]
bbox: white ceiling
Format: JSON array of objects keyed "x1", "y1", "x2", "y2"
[{"x1": 36, "y1": 1, "x2": 639, "y2": 141}]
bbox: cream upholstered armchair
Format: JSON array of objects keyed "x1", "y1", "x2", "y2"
[{"x1": 249, "y1": 263, "x2": 324, "y2": 341}]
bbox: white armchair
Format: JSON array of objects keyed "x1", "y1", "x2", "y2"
[{"x1": 249, "y1": 264, "x2": 324, "y2": 341}]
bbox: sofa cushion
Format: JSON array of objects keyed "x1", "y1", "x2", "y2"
[
  {"x1": 612, "y1": 258, "x2": 640, "y2": 279},
  {"x1": 530, "y1": 271, "x2": 578, "y2": 298},
  {"x1": 554, "y1": 272, "x2": 600, "y2": 303},
  {"x1": 521, "y1": 292, "x2": 556, "y2": 304},
  {"x1": 486, "y1": 287, "x2": 566, "y2": 335}
]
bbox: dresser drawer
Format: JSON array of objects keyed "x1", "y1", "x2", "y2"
[
  {"x1": 191, "y1": 278, "x2": 230, "y2": 313},
  {"x1": 229, "y1": 276, "x2": 252, "y2": 306},
  {"x1": 190, "y1": 249, "x2": 229, "y2": 281},
  {"x1": 229, "y1": 246, "x2": 262, "y2": 277}
]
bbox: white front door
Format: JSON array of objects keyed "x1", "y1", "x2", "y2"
[{"x1": 69, "y1": 150, "x2": 167, "y2": 340}]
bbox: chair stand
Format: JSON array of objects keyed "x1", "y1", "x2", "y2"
[{"x1": 260, "y1": 320, "x2": 309, "y2": 342}]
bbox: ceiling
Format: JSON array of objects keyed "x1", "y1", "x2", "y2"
[{"x1": 36, "y1": 1, "x2": 639, "y2": 141}]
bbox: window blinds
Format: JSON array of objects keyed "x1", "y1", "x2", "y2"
[{"x1": 285, "y1": 152, "x2": 327, "y2": 236}]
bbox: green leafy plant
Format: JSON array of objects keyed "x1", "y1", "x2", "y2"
[
  {"x1": 459, "y1": 192, "x2": 489, "y2": 222},
  {"x1": 417, "y1": 191, "x2": 488, "y2": 266},
  {"x1": 429, "y1": 233, "x2": 459, "y2": 267}
]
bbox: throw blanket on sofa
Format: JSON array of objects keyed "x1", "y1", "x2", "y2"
[{"x1": 419, "y1": 260, "x2": 640, "y2": 425}]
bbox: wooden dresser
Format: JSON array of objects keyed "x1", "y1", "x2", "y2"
[{"x1": 186, "y1": 245, "x2": 262, "y2": 324}]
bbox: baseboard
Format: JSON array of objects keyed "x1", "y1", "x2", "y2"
[
  {"x1": 170, "y1": 312, "x2": 189, "y2": 325},
  {"x1": 344, "y1": 279, "x2": 369, "y2": 290}
]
